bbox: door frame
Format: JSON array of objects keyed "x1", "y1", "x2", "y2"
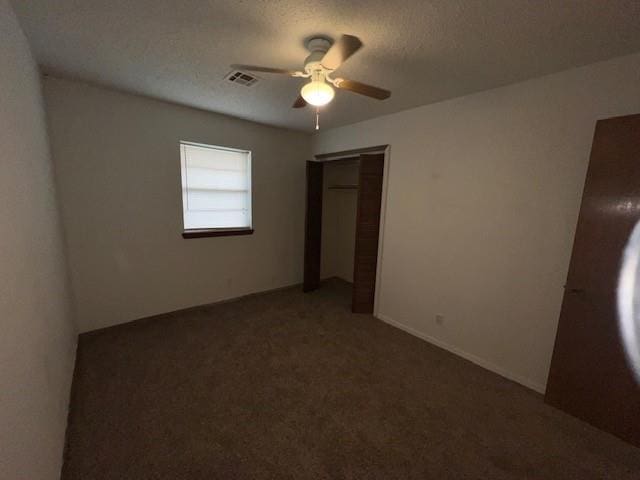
[{"x1": 304, "y1": 144, "x2": 390, "y2": 316}]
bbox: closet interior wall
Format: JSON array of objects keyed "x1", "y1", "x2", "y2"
[{"x1": 320, "y1": 158, "x2": 359, "y2": 283}]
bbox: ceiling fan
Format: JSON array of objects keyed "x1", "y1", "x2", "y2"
[{"x1": 231, "y1": 34, "x2": 391, "y2": 111}]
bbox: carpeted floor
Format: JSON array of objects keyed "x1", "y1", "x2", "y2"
[{"x1": 62, "y1": 279, "x2": 640, "y2": 479}]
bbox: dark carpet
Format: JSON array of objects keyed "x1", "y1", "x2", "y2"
[{"x1": 62, "y1": 279, "x2": 640, "y2": 479}]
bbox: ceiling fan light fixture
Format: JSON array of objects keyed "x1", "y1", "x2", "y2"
[
  {"x1": 231, "y1": 33, "x2": 391, "y2": 117},
  {"x1": 301, "y1": 80, "x2": 335, "y2": 107}
]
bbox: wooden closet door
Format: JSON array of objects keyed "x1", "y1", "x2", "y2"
[
  {"x1": 352, "y1": 153, "x2": 385, "y2": 313},
  {"x1": 303, "y1": 161, "x2": 323, "y2": 292},
  {"x1": 545, "y1": 114, "x2": 640, "y2": 447}
]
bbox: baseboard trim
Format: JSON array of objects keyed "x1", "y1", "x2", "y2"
[
  {"x1": 80, "y1": 285, "x2": 546, "y2": 393},
  {"x1": 82, "y1": 282, "x2": 302, "y2": 336},
  {"x1": 376, "y1": 313, "x2": 546, "y2": 394}
]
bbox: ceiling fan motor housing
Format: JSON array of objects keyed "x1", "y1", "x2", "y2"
[{"x1": 304, "y1": 37, "x2": 332, "y2": 73}]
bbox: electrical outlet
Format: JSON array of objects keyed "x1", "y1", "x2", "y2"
[{"x1": 435, "y1": 314, "x2": 445, "y2": 325}]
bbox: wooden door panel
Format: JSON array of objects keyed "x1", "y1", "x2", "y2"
[
  {"x1": 545, "y1": 114, "x2": 640, "y2": 447},
  {"x1": 303, "y1": 161, "x2": 323, "y2": 292},
  {"x1": 352, "y1": 153, "x2": 385, "y2": 313}
]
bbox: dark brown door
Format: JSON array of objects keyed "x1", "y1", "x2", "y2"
[
  {"x1": 303, "y1": 161, "x2": 323, "y2": 292},
  {"x1": 352, "y1": 153, "x2": 385, "y2": 313},
  {"x1": 545, "y1": 114, "x2": 640, "y2": 447}
]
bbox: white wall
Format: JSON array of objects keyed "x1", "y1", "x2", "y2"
[
  {"x1": 0, "y1": 2, "x2": 77, "y2": 478},
  {"x1": 313, "y1": 53, "x2": 640, "y2": 392},
  {"x1": 44, "y1": 78, "x2": 310, "y2": 332},
  {"x1": 321, "y1": 160, "x2": 359, "y2": 282}
]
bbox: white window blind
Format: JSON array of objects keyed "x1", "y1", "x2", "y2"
[{"x1": 180, "y1": 142, "x2": 252, "y2": 231}]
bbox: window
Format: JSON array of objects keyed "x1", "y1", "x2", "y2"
[{"x1": 180, "y1": 142, "x2": 252, "y2": 238}]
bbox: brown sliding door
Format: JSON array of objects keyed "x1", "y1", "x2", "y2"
[
  {"x1": 545, "y1": 113, "x2": 640, "y2": 447},
  {"x1": 352, "y1": 153, "x2": 385, "y2": 313},
  {"x1": 303, "y1": 161, "x2": 323, "y2": 292}
]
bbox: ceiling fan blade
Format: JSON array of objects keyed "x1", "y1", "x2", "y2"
[
  {"x1": 230, "y1": 64, "x2": 301, "y2": 76},
  {"x1": 292, "y1": 95, "x2": 307, "y2": 108},
  {"x1": 334, "y1": 78, "x2": 391, "y2": 100},
  {"x1": 321, "y1": 35, "x2": 363, "y2": 71}
]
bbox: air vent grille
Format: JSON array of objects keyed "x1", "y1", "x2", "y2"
[{"x1": 225, "y1": 71, "x2": 259, "y2": 87}]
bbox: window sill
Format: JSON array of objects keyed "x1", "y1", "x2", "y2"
[{"x1": 182, "y1": 228, "x2": 254, "y2": 239}]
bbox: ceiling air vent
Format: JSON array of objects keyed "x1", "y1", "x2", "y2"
[{"x1": 225, "y1": 70, "x2": 259, "y2": 87}]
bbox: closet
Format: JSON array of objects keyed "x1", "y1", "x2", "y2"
[
  {"x1": 321, "y1": 158, "x2": 359, "y2": 284},
  {"x1": 303, "y1": 147, "x2": 387, "y2": 313}
]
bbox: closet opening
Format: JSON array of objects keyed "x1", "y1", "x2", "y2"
[{"x1": 303, "y1": 145, "x2": 388, "y2": 314}]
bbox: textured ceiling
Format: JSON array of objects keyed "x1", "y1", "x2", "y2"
[{"x1": 12, "y1": 0, "x2": 640, "y2": 132}]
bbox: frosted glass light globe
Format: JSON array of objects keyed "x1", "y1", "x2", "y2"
[{"x1": 301, "y1": 80, "x2": 335, "y2": 106}]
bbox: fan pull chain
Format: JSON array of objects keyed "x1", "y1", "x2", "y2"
[{"x1": 315, "y1": 107, "x2": 320, "y2": 130}]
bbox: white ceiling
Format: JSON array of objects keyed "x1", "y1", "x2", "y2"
[{"x1": 12, "y1": 0, "x2": 640, "y2": 132}]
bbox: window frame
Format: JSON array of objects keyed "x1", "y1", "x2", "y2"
[{"x1": 179, "y1": 141, "x2": 254, "y2": 239}]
